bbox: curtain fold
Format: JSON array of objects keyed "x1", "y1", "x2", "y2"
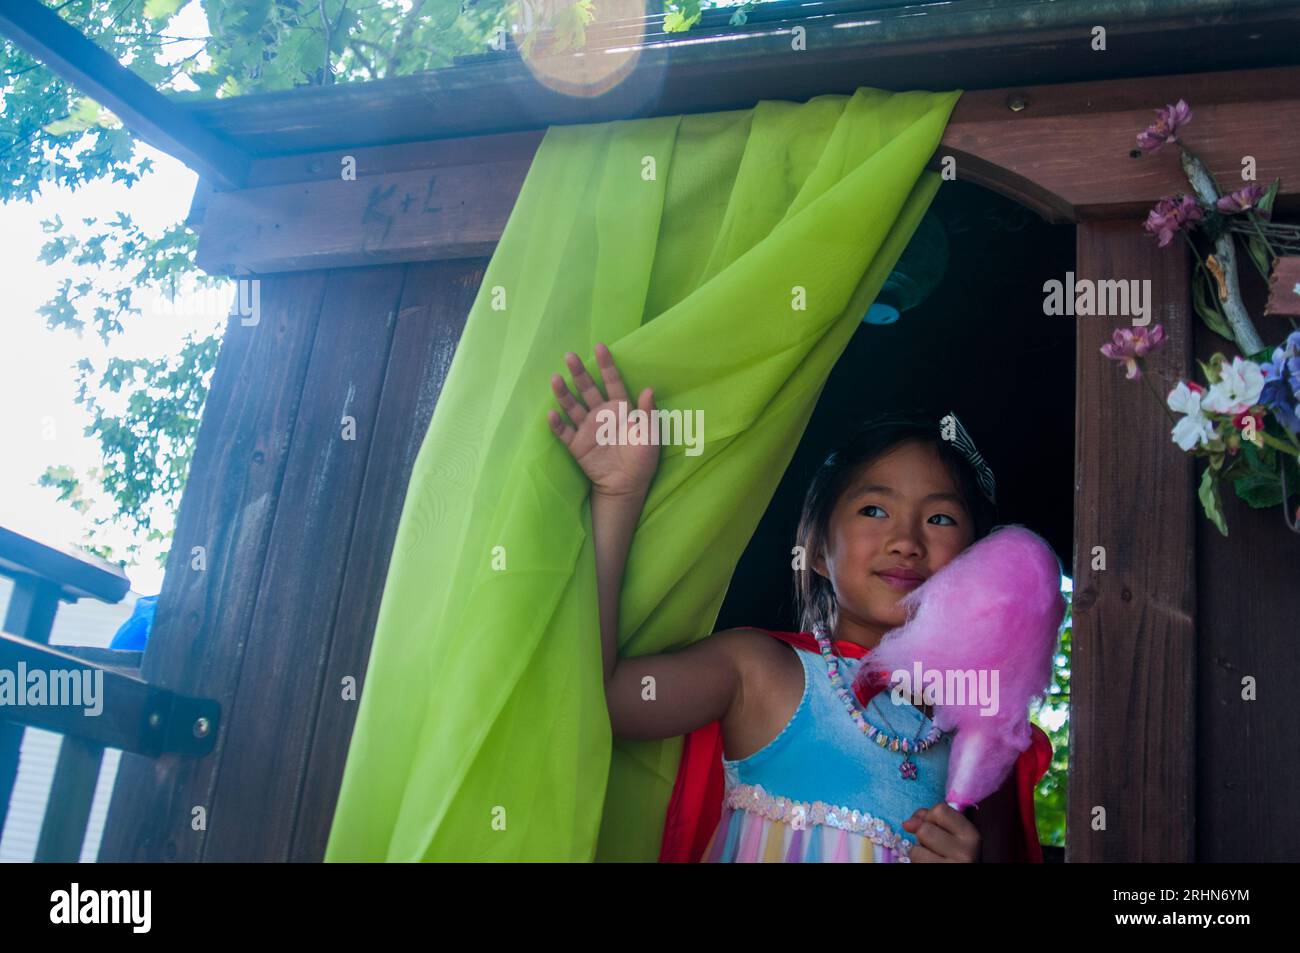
[{"x1": 324, "y1": 86, "x2": 963, "y2": 862}]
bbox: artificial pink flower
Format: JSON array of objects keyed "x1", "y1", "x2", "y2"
[
  {"x1": 1144, "y1": 194, "x2": 1203, "y2": 248},
  {"x1": 1216, "y1": 183, "x2": 1268, "y2": 215},
  {"x1": 1100, "y1": 324, "x2": 1166, "y2": 379},
  {"x1": 1186, "y1": 380, "x2": 1207, "y2": 396},
  {"x1": 1136, "y1": 99, "x2": 1192, "y2": 154}
]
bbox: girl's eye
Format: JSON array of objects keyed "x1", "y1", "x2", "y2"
[
  {"x1": 860, "y1": 504, "x2": 887, "y2": 518},
  {"x1": 928, "y1": 513, "x2": 958, "y2": 526}
]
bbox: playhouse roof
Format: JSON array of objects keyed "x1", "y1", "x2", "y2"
[{"x1": 184, "y1": 0, "x2": 1300, "y2": 156}]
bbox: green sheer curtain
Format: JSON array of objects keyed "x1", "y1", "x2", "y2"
[{"x1": 324, "y1": 86, "x2": 962, "y2": 862}]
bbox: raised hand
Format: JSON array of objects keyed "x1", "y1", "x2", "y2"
[{"x1": 547, "y1": 342, "x2": 660, "y2": 500}]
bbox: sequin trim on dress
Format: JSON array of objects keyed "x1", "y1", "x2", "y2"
[{"x1": 723, "y1": 782, "x2": 912, "y2": 861}]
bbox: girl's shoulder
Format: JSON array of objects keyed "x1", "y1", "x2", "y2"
[{"x1": 709, "y1": 627, "x2": 804, "y2": 678}]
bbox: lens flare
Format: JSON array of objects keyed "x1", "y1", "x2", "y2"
[{"x1": 509, "y1": 0, "x2": 646, "y2": 98}]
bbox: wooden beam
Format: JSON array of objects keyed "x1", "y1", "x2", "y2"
[
  {"x1": 196, "y1": 153, "x2": 530, "y2": 274},
  {"x1": 193, "y1": 66, "x2": 1300, "y2": 275},
  {"x1": 939, "y1": 65, "x2": 1300, "y2": 224},
  {"x1": 1070, "y1": 221, "x2": 1197, "y2": 861},
  {"x1": 0, "y1": 525, "x2": 130, "y2": 604},
  {"x1": 0, "y1": 0, "x2": 249, "y2": 189}
]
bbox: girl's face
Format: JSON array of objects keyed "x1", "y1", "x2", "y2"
[{"x1": 811, "y1": 439, "x2": 976, "y2": 645}]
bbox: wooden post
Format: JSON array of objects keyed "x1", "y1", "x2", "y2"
[
  {"x1": 35, "y1": 738, "x2": 104, "y2": 862},
  {"x1": 1071, "y1": 221, "x2": 1197, "y2": 861}
]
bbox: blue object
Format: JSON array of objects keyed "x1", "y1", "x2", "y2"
[
  {"x1": 864, "y1": 302, "x2": 900, "y2": 324},
  {"x1": 109, "y1": 594, "x2": 157, "y2": 650},
  {"x1": 864, "y1": 209, "x2": 949, "y2": 324}
]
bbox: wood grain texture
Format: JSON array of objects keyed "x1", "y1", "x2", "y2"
[
  {"x1": 97, "y1": 263, "x2": 483, "y2": 862},
  {"x1": 1265, "y1": 256, "x2": 1300, "y2": 316},
  {"x1": 98, "y1": 272, "x2": 328, "y2": 862},
  {"x1": 196, "y1": 161, "x2": 527, "y2": 275},
  {"x1": 290, "y1": 259, "x2": 483, "y2": 861},
  {"x1": 940, "y1": 70, "x2": 1300, "y2": 223},
  {"x1": 1193, "y1": 283, "x2": 1300, "y2": 861},
  {"x1": 200, "y1": 265, "x2": 407, "y2": 861},
  {"x1": 1069, "y1": 221, "x2": 1196, "y2": 862},
  {"x1": 36, "y1": 737, "x2": 103, "y2": 862},
  {"x1": 192, "y1": 66, "x2": 1300, "y2": 275}
]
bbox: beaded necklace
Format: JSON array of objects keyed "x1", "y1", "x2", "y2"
[{"x1": 812, "y1": 621, "x2": 943, "y2": 781}]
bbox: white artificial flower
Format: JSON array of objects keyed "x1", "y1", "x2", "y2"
[
  {"x1": 1201, "y1": 357, "x2": 1265, "y2": 415},
  {"x1": 1167, "y1": 381, "x2": 1215, "y2": 450}
]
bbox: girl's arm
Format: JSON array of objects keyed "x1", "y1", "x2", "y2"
[{"x1": 548, "y1": 344, "x2": 746, "y2": 740}]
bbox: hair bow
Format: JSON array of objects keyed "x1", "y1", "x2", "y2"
[{"x1": 940, "y1": 412, "x2": 997, "y2": 505}]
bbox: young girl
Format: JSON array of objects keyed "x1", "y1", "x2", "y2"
[{"x1": 547, "y1": 342, "x2": 1026, "y2": 863}]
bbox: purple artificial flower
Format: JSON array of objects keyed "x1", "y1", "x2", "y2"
[
  {"x1": 1100, "y1": 324, "x2": 1166, "y2": 379},
  {"x1": 1216, "y1": 183, "x2": 1268, "y2": 215},
  {"x1": 1144, "y1": 195, "x2": 1203, "y2": 248},
  {"x1": 1258, "y1": 330, "x2": 1300, "y2": 434},
  {"x1": 1136, "y1": 99, "x2": 1193, "y2": 154}
]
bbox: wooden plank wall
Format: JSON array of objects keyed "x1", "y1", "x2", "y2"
[
  {"x1": 1194, "y1": 292, "x2": 1300, "y2": 861},
  {"x1": 99, "y1": 260, "x2": 482, "y2": 862}
]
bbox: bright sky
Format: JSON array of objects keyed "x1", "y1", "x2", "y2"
[
  {"x1": 0, "y1": 2, "x2": 217, "y2": 595},
  {"x1": 0, "y1": 146, "x2": 222, "y2": 595}
]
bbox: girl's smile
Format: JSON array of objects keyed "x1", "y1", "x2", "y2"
[{"x1": 874, "y1": 566, "x2": 927, "y2": 592}]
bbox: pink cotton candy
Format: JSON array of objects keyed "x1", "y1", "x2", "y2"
[{"x1": 852, "y1": 525, "x2": 1065, "y2": 810}]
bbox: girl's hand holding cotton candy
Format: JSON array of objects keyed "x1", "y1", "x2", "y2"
[
  {"x1": 902, "y1": 803, "x2": 982, "y2": 863},
  {"x1": 852, "y1": 525, "x2": 1065, "y2": 811}
]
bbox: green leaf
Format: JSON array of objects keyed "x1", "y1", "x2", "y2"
[
  {"x1": 43, "y1": 97, "x2": 118, "y2": 136},
  {"x1": 1192, "y1": 266, "x2": 1235, "y2": 344},
  {"x1": 1257, "y1": 177, "x2": 1281, "y2": 215},
  {"x1": 221, "y1": 0, "x2": 273, "y2": 38},
  {"x1": 1198, "y1": 467, "x2": 1229, "y2": 535},
  {"x1": 1244, "y1": 231, "x2": 1273, "y2": 279},
  {"x1": 664, "y1": 7, "x2": 702, "y2": 32},
  {"x1": 730, "y1": 1, "x2": 757, "y2": 25},
  {"x1": 1196, "y1": 356, "x2": 1219, "y2": 386},
  {"x1": 143, "y1": 0, "x2": 185, "y2": 20},
  {"x1": 1233, "y1": 470, "x2": 1283, "y2": 508}
]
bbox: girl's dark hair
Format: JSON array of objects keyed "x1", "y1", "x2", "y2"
[{"x1": 793, "y1": 409, "x2": 998, "y2": 635}]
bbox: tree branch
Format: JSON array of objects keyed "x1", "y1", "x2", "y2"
[
  {"x1": 386, "y1": 0, "x2": 428, "y2": 78},
  {"x1": 1179, "y1": 147, "x2": 1266, "y2": 355}
]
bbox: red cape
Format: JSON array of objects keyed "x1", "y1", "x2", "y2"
[{"x1": 656, "y1": 628, "x2": 1052, "y2": 862}]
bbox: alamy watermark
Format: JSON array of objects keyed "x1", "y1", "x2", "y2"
[
  {"x1": 146, "y1": 276, "x2": 261, "y2": 326},
  {"x1": 0, "y1": 664, "x2": 103, "y2": 716},
  {"x1": 49, "y1": 883, "x2": 150, "y2": 932},
  {"x1": 1043, "y1": 272, "x2": 1151, "y2": 326},
  {"x1": 594, "y1": 403, "x2": 704, "y2": 457},
  {"x1": 886, "y1": 662, "x2": 1001, "y2": 716}
]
